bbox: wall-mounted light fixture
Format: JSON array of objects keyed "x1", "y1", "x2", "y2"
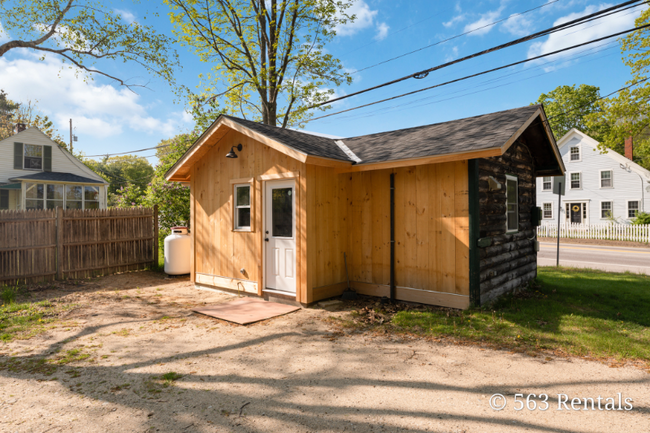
[{"x1": 226, "y1": 143, "x2": 243, "y2": 158}]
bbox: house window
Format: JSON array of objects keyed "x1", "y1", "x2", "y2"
[
  {"x1": 234, "y1": 184, "x2": 251, "y2": 230},
  {"x1": 600, "y1": 170, "x2": 613, "y2": 188},
  {"x1": 601, "y1": 201, "x2": 612, "y2": 219},
  {"x1": 543, "y1": 202, "x2": 553, "y2": 219},
  {"x1": 46, "y1": 184, "x2": 64, "y2": 209},
  {"x1": 628, "y1": 201, "x2": 639, "y2": 218},
  {"x1": 0, "y1": 190, "x2": 8, "y2": 210},
  {"x1": 570, "y1": 172, "x2": 581, "y2": 189},
  {"x1": 85, "y1": 186, "x2": 100, "y2": 209},
  {"x1": 506, "y1": 174, "x2": 518, "y2": 233},
  {"x1": 570, "y1": 146, "x2": 580, "y2": 161},
  {"x1": 65, "y1": 185, "x2": 83, "y2": 209},
  {"x1": 25, "y1": 182, "x2": 44, "y2": 209},
  {"x1": 24, "y1": 144, "x2": 43, "y2": 170},
  {"x1": 542, "y1": 177, "x2": 552, "y2": 191}
]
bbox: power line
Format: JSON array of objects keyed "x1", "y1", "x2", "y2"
[
  {"x1": 84, "y1": 144, "x2": 171, "y2": 158},
  {"x1": 305, "y1": 22, "x2": 650, "y2": 124},
  {"x1": 309, "y1": 0, "x2": 643, "y2": 110},
  {"x1": 350, "y1": 0, "x2": 561, "y2": 75}
]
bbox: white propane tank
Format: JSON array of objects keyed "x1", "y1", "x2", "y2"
[{"x1": 164, "y1": 226, "x2": 191, "y2": 275}]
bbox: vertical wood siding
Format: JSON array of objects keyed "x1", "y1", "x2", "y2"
[{"x1": 479, "y1": 140, "x2": 537, "y2": 303}]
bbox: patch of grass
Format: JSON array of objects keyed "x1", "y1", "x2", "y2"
[
  {"x1": 161, "y1": 371, "x2": 182, "y2": 386},
  {"x1": 55, "y1": 348, "x2": 91, "y2": 365},
  {"x1": 112, "y1": 328, "x2": 130, "y2": 337},
  {"x1": 0, "y1": 357, "x2": 58, "y2": 376},
  {"x1": 0, "y1": 299, "x2": 71, "y2": 342},
  {"x1": 1, "y1": 285, "x2": 19, "y2": 304},
  {"x1": 345, "y1": 268, "x2": 650, "y2": 364}
]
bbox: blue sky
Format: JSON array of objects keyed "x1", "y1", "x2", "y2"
[{"x1": 0, "y1": 0, "x2": 644, "y2": 165}]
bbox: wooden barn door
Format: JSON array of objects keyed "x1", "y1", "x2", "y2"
[{"x1": 264, "y1": 180, "x2": 297, "y2": 294}]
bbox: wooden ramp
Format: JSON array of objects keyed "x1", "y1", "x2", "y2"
[{"x1": 193, "y1": 298, "x2": 299, "y2": 325}]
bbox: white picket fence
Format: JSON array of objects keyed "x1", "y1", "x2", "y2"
[{"x1": 537, "y1": 223, "x2": 650, "y2": 243}]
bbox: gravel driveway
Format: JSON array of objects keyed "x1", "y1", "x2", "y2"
[{"x1": 0, "y1": 271, "x2": 648, "y2": 432}]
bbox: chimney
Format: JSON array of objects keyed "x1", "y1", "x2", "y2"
[
  {"x1": 14, "y1": 123, "x2": 26, "y2": 134},
  {"x1": 625, "y1": 136, "x2": 634, "y2": 161}
]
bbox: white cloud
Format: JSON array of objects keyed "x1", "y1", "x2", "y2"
[
  {"x1": 527, "y1": 3, "x2": 641, "y2": 64},
  {"x1": 445, "y1": 46, "x2": 460, "y2": 62},
  {"x1": 443, "y1": 14, "x2": 466, "y2": 28},
  {"x1": 0, "y1": 22, "x2": 9, "y2": 43},
  {"x1": 375, "y1": 22, "x2": 389, "y2": 41},
  {"x1": 501, "y1": 13, "x2": 533, "y2": 36},
  {"x1": 463, "y1": 8, "x2": 504, "y2": 36},
  {"x1": 0, "y1": 53, "x2": 182, "y2": 139},
  {"x1": 114, "y1": 9, "x2": 137, "y2": 25},
  {"x1": 335, "y1": 1, "x2": 377, "y2": 37}
]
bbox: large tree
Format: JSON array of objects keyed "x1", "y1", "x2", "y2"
[
  {"x1": 0, "y1": 89, "x2": 66, "y2": 144},
  {"x1": 534, "y1": 84, "x2": 605, "y2": 140},
  {"x1": 165, "y1": 0, "x2": 354, "y2": 127},
  {"x1": 0, "y1": 0, "x2": 179, "y2": 90},
  {"x1": 84, "y1": 155, "x2": 155, "y2": 198},
  {"x1": 586, "y1": 6, "x2": 650, "y2": 167}
]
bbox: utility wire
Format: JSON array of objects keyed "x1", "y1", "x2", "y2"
[
  {"x1": 305, "y1": 22, "x2": 650, "y2": 124},
  {"x1": 309, "y1": 0, "x2": 644, "y2": 110},
  {"x1": 84, "y1": 144, "x2": 171, "y2": 158},
  {"x1": 350, "y1": 0, "x2": 561, "y2": 74}
]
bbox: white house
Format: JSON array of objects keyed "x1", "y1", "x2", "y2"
[
  {"x1": 0, "y1": 125, "x2": 108, "y2": 210},
  {"x1": 537, "y1": 128, "x2": 650, "y2": 225}
]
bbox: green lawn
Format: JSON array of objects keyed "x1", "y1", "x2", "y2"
[
  {"x1": 348, "y1": 267, "x2": 650, "y2": 364},
  {"x1": 0, "y1": 291, "x2": 72, "y2": 342}
]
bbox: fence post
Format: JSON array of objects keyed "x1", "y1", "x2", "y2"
[
  {"x1": 56, "y1": 206, "x2": 63, "y2": 280},
  {"x1": 153, "y1": 205, "x2": 159, "y2": 268}
]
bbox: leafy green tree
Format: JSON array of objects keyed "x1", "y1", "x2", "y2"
[
  {"x1": 112, "y1": 183, "x2": 146, "y2": 208},
  {"x1": 0, "y1": 0, "x2": 179, "y2": 90},
  {"x1": 84, "y1": 155, "x2": 155, "y2": 198},
  {"x1": 534, "y1": 84, "x2": 606, "y2": 139},
  {"x1": 586, "y1": 7, "x2": 650, "y2": 168},
  {"x1": 165, "y1": 0, "x2": 354, "y2": 127},
  {"x1": 0, "y1": 89, "x2": 66, "y2": 144}
]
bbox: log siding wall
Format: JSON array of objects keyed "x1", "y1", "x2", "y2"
[{"x1": 478, "y1": 140, "x2": 537, "y2": 304}]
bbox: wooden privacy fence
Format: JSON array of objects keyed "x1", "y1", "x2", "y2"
[
  {"x1": 0, "y1": 207, "x2": 158, "y2": 285},
  {"x1": 537, "y1": 223, "x2": 650, "y2": 243}
]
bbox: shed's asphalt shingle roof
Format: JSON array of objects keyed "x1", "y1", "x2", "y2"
[
  {"x1": 224, "y1": 115, "x2": 351, "y2": 161},
  {"x1": 342, "y1": 105, "x2": 540, "y2": 164},
  {"x1": 228, "y1": 106, "x2": 540, "y2": 164},
  {"x1": 10, "y1": 172, "x2": 107, "y2": 184}
]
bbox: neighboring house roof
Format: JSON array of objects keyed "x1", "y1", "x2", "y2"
[
  {"x1": 557, "y1": 128, "x2": 650, "y2": 181},
  {"x1": 166, "y1": 105, "x2": 564, "y2": 181},
  {"x1": 10, "y1": 171, "x2": 106, "y2": 184}
]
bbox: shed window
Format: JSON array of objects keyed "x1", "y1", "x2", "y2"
[
  {"x1": 234, "y1": 184, "x2": 251, "y2": 230},
  {"x1": 570, "y1": 146, "x2": 580, "y2": 161},
  {"x1": 543, "y1": 203, "x2": 553, "y2": 219},
  {"x1": 628, "y1": 201, "x2": 639, "y2": 218},
  {"x1": 24, "y1": 144, "x2": 43, "y2": 170},
  {"x1": 506, "y1": 175, "x2": 518, "y2": 233},
  {"x1": 542, "y1": 177, "x2": 552, "y2": 191},
  {"x1": 570, "y1": 173, "x2": 581, "y2": 189},
  {"x1": 600, "y1": 170, "x2": 612, "y2": 188},
  {"x1": 601, "y1": 202, "x2": 612, "y2": 219}
]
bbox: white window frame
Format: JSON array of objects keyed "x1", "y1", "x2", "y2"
[
  {"x1": 569, "y1": 145, "x2": 581, "y2": 162},
  {"x1": 543, "y1": 202, "x2": 553, "y2": 219},
  {"x1": 542, "y1": 176, "x2": 552, "y2": 191},
  {"x1": 600, "y1": 201, "x2": 613, "y2": 219},
  {"x1": 22, "y1": 182, "x2": 101, "y2": 210},
  {"x1": 628, "y1": 201, "x2": 640, "y2": 219},
  {"x1": 505, "y1": 174, "x2": 518, "y2": 233},
  {"x1": 23, "y1": 143, "x2": 44, "y2": 171},
  {"x1": 599, "y1": 170, "x2": 613, "y2": 189},
  {"x1": 233, "y1": 183, "x2": 252, "y2": 231},
  {"x1": 569, "y1": 172, "x2": 582, "y2": 190}
]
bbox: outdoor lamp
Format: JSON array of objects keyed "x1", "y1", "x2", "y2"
[{"x1": 226, "y1": 144, "x2": 243, "y2": 158}]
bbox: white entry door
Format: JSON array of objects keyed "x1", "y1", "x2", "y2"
[{"x1": 264, "y1": 180, "x2": 296, "y2": 294}]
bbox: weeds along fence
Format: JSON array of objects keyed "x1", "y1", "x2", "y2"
[
  {"x1": 0, "y1": 207, "x2": 158, "y2": 285},
  {"x1": 537, "y1": 223, "x2": 650, "y2": 243}
]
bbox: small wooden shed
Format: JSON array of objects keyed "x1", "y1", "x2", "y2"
[{"x1": 166, "y1": 105, "x2": 564, "y2": 308}]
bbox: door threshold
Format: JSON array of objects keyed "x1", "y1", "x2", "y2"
[{"x1": 263, "y1": 288, "x2": 296, "y2": 297}]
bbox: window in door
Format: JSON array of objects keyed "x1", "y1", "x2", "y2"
[
  {"x1": 272, "y1": 187, "x2": 293, "y2": 237},
  {"x1": 506, "y1": 174, "x2": 518, "y2": 233},
  {"x1": 234, "y1": 184, "x2": 251, "y2": 230}
]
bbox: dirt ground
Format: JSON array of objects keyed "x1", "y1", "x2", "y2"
[{"x1": 1, "y1": 271, "x2": 648, "y2": 433}]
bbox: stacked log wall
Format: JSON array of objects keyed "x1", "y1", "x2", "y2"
[{"x1": 478, "y1": 140, "x2": 537, "y2": 304}]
